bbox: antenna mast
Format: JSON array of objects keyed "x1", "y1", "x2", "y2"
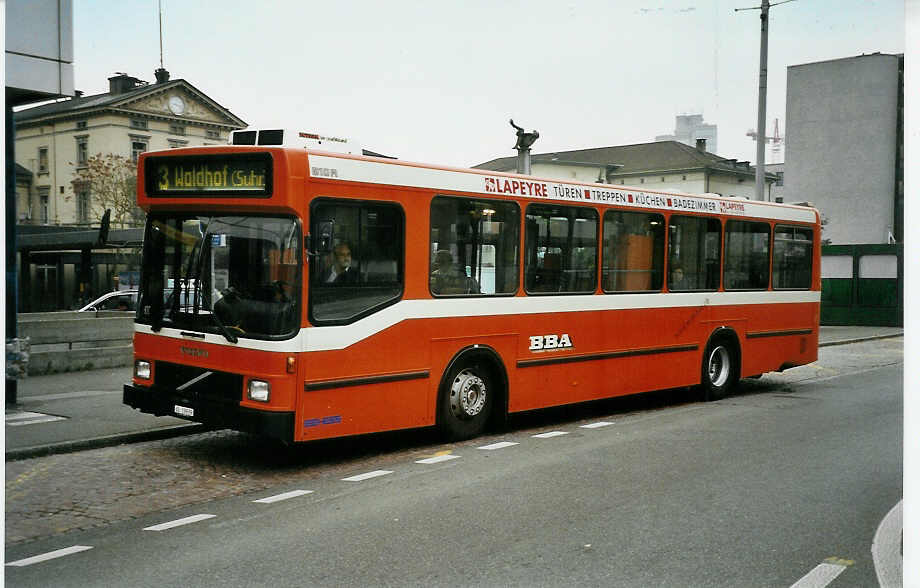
[{"x1": 158, "y1": 0, "x2": 164, "y2": 69}]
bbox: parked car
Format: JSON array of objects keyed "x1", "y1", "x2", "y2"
[{"x1": 78, "y1": 290, "x2": 139, "y2": 312}]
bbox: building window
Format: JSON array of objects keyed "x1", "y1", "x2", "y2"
[
  {"x1": 76, "y1": 121, "x2": 88, "y2": 129},
  {"x1": 170, "y1": 125, "x2": 185, "y2": 135},
  {"x1": 206, "y1": 130, "x2": 220, "y2": 139},
  {"x1": 38, "y1": 147, "x2": 49, "y2": 173},
  {"x1": 130, "y1": 119, "x2": 148, "y2": 130},
  {"x1": 131, "y1": 140, "x2": 148, "y2": 163},
  {"x1": 75, "y1": 136, "x2": 89, "y2": 167},
  {"x1": 38, "y1": 187, "x2": 50, "y2": 224},
  {"x1": 168, "y1": 139, "x2": 189, "y2": 149},
  {"x1": 76, "y1": 186, "x2": 91, "y2": 224}
]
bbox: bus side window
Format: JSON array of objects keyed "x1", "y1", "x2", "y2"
[
  {"x1": 773, "y1": 225, "x2": 813, "y2": 289},
  {"x1": 429, "y1": 196, "x2": 520, "y2": 296},
  {"x1": 309, "y1": 199, "x2": 404, "y2": 324},
  {"x1": 602, "y1": 210, "x2": 665, "y2": 292},
  {"x1": 524, "y1": 204, "x2": 597, "y2": 294},
  {"x1": 724, "y1": 220, "x2": 770, "y2": 290},
  {"x1": 668, "y1": 216, "x2": 721, "y2": 291}
]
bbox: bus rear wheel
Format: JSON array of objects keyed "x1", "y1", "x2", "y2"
[
  {"x1": 438, "y1": 360, "x2": 493, "y2": 441},
  {"x1": 701, "y1": 338, "x2": 739, "y2": 401}
]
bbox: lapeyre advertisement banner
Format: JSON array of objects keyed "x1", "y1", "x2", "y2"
[{"x1": 308, "y1": 154, "x2": 816, "y2": 223}]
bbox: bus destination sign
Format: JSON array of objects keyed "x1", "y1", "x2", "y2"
[{"x1": 147, "y1": 153, "x2": 272, "y2": 197}]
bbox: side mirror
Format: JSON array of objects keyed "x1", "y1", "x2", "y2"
[{"x1": 307, "y1": 221, "x2": 335, "y2": 256}]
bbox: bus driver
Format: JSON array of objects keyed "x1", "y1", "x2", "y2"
[{"x1": 323, "y1": 243, "x2": 358, "y2": 284}]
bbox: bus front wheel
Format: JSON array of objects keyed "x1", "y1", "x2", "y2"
[
  {"x1": 438, "y1": 360, "x2": 493, "y2": 441},
  {"x1": 701, "y1": 338, "x2": 739, "y2": 401}
]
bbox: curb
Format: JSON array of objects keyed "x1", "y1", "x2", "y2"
[
  {"x1": 5, "y1": 423, "x2": 210, "y2": 462},
  {"x1": 818, "y1": 333, "x2": 903, "y2": 348}
]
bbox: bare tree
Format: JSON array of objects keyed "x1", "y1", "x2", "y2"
[{"x1": 70, "y1": 153, "x2": 144, "y2": 228}]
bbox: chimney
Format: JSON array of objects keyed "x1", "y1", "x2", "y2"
[
  {"x1": 108, "y1": 73, "x2": 142, "y2": 95},
  {"x1": 154, "y1": 68, "x2": 170, "y2": 84},
  {"x1": 695, "y1": 138, "x2": 707, "y2": 153}
]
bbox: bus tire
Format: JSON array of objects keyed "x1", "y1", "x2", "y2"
[
  {"x1": 701, "y1": 336, "x2": 739, "y2": 401},
  {"x1": 438, "y1": 358, "x2": 494, "y2": 441}
]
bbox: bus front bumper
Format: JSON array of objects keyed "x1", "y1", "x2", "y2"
[{"x1": 123, "y1": 383, "x2": 295, "y2": 442}]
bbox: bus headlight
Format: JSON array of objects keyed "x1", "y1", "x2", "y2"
[
  {"x1": 135, "y1": 360, "x2": 151, "y2": 380},
  {"x1": 248, "y1": 380, "x2": 270, "y2": 402}
]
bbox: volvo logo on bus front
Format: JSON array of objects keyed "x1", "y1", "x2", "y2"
[
  {"x1": 529, "y1": 334, "x2": 573, "y2": 351},
  {"x1": 180, "y1": 346, "x2": 209, "y2": 359}
]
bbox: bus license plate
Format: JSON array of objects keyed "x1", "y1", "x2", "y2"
[{"x1": 174, "y1": 405, "x2": 194, "y2": 418}]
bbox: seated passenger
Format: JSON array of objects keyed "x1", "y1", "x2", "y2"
[{"x1": 430, "y1": 250, "x2": 480, "y2": 295}]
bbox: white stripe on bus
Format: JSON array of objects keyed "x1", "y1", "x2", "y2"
[{"x1": 135, "y1": 290, "x2": 819, "y2": 353}]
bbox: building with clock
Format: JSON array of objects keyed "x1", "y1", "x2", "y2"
[{"x1": 14, "y1": 68, "x2": 247, "y2": 227}]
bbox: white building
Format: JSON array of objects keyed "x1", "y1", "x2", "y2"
[
  {"x1": 475, "y1": 139, "x2": 777, "y2": 201},
  {"x1": 14, "y1": 70, "x2": 247, "y2": 227}
]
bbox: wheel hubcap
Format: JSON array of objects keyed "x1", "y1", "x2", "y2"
[
  {"x1": 708, "y1": 346, "x2": 731, "y2": 387},
  {"x1": 450, "y1": 369, "x2": 487, "y2": 419}
]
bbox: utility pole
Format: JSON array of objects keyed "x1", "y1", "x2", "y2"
[{"x1": 736, "y1": 0, "x2": 795, "y2": 201}]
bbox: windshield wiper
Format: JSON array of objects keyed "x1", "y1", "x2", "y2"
[{"x1": 210, "y1": 308, "x2": 238, "y2": 343}]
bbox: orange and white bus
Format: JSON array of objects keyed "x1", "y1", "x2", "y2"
[{"x1": 124, "y1": 129, "x2": 820, "y2": 442}]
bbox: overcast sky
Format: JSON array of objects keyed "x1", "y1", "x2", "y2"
[{"x1": 73, "y1": 0, "x2": 904, "y2": 168}]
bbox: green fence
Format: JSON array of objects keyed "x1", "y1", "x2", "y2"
[{"x1": 820, "y1": 244, "x2": 903, "y2": 326}]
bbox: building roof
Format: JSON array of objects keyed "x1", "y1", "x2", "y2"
[
  {"x1": 475, "y1": 140, "x2": 775, "y2": 181},
  {"x1": 14, "y1": 75, "x2": 246, "y2": 128}
]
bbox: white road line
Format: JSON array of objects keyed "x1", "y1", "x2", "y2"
[
  {"x1": 580, "y1": 421, "x2": 613, "y2": 429},
  {"x1": 143, "y1": 514, "x2": 216, "y2": 531},
  {"x1": 789, "y1": 561, "x2": 849, "y2": 588},
  {"x1": 6, "y1": 411, "x2": 51, "y2": 421},
  {"x1": 6, "y1": 545, "x2": 94, "y2": 567},
  {"x1": 532, "y1": 431, "x2": 569, "y2": 438},
  {"x1": 415, "y1": 454, "x2": 461, "y2": 464},
  {"x1": 872, "y1": 500, "x2": 903, "y2": 588},
  {"x1": 252, "y1": 490, "x2": 313, "y2": 504},
  {"x1": 7, "y1": 415, "x2": 67, "y2": 426},
  {"x1": 342, "y1": 470, "x2": 393, "y2": 482},
  {"x1": 478, "y1": 441, "x2": 519, "y2": 450}
]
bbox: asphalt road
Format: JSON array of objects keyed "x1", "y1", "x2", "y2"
[{"x1": 4, "y1": 338, "x2": 903, "y2": 587}]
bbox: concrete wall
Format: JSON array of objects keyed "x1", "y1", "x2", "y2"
[
  {"x1": 18, "y1": 312, "x2": 133, "y2": 375},
  {"x1": 785, "y1": 54, "x2": 900, "y2": 244}
]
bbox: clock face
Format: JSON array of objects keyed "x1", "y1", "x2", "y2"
[{"x1": 168, "y1": 95, "x2": 185, "y2": 115}]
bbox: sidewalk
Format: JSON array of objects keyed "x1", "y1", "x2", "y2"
[{"x1": 4, "y1": 325, "x2": 903, "y2": 460}]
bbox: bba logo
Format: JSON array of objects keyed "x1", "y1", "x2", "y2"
[{"x1": 529, "y1": 334, "x2": 573, "y2": 351}]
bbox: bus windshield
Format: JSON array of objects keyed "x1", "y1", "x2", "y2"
[{"x1": 137, "y1": 213, "x2": 301, "y2": 340}]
